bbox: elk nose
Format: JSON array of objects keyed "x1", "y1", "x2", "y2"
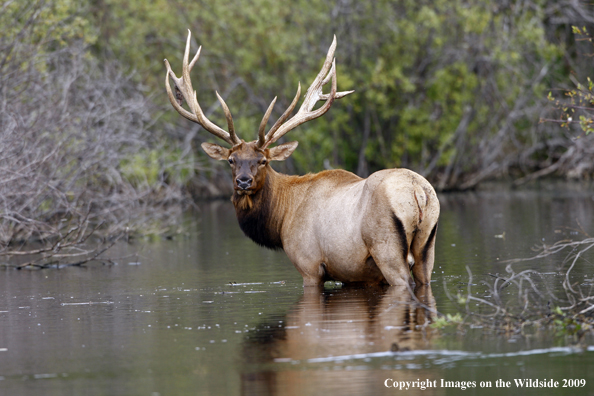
[{"x1": 236, "y1": 176, "x2": 253, "y2": 190}]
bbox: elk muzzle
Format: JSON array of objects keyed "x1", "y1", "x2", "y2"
[{"x1": 235, "y1": 175, "x2": 253, "y2": 192}]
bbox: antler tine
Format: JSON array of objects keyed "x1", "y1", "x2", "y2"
[
  {"x1": 262, "y1": 83, "x2": 301, "y2": 147},
  {"x1": 263, "y1": 35, "x2": 354, "y2": 147},
  {"x1": 164, "y1": 30, "x2": 240, "y2": 146},
  {"x1": 258, "y1": 97, "x2": 277, "y2": 147},
  {"x1": 215, "y1": 91, "x2": 240, "y2": 144},
  {"x1": 164, "y1": 59, "x2": 197, "y2": 123}
]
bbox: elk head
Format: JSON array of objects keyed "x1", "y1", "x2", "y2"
[{"x1": 164, "y1": 30, "x2": 353, "y2": 200}]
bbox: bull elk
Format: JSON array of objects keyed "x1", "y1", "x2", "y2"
[{"x1": 164, "y1": 31, "x2": 440, "y2": 287}]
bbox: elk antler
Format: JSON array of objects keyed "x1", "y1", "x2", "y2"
[
  {"x1": 258, "y1": 35, "x2": 354, "y2": 148},
  {"x1": 164, "y1": 30, "x2": 241, "y2": 146}
]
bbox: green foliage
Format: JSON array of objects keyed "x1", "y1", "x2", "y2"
[
  {"x1": 120, "y1": 148, "x2": 197, "y2": 188},
  {"x1": 163, "y1": 0, "x2": 561, "y2": 184},
  {"x1": 543, "y1": 26, "x2": 594, "y2": 135},
  {"x1": 551, "y1": 306, "x2": 584, "y2": 337},
  {"x1": 0, "y1": 0, "x2": 95, "y2": 68},
  {"x1": 120, "y1": 150, "x2": 162, "y2": 187},
  {"x1": 430, "y1": 313, "x2": 464, "y2": 329},
  {"x1": 3, "y1": 0, "x2": 586, "y2": 191}
]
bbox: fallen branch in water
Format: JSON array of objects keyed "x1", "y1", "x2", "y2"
[{"x1": 440, "y1": 237, "x2": 594, "y2": 341}]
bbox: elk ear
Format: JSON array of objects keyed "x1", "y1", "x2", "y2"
[
  {"x1": 268, "y1": 141, "x2": 298, "y2": 161},
  {"x1": 201, "y1": 142, "x2": 230, "y2": 160}
]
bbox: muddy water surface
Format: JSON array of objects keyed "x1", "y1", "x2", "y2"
[{"x1": 1, "y1": 183, "x2": 594, "y2": 395}]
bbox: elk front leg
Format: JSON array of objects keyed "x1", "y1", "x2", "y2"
[
  {"x1": 298, "y1": 262, "x2": 328, "y2": 287},
  {"x1": 284, "y1": 247, "x2": 327, "y2": 287}
]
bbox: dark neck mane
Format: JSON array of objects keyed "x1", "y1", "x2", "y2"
[{"x1": 232, "y1": 171, "x2": 284, "y2": 250}]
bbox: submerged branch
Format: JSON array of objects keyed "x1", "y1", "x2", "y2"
[{"x1": 442, "y1": 237, "x2": 594, "y2": 340}]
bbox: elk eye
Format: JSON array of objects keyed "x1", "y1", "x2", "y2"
[
  {"x1": 259, "y1": 159, "x2": 268, "y2": 166},
  {"x1": 228, "y1": 158, "x2": 234, "y2": 165}
]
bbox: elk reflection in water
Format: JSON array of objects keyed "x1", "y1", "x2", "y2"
[{"x1": 241, "y1": 285, "x2": 439, "y2": 395}]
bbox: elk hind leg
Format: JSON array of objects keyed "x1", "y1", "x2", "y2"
[
  {"x1": 410, "y1": 222, "x2": 438, "y2": 285},
  {"x1": 368, "y1": 215, "x2": 414, "y2": 287}
]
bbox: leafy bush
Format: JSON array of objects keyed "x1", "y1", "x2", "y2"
[
  {"x1": 0, "y1": 0, "x2": 185, "y2": 266},
  {"x1": 91, "y1": 0, "x2": 592, "y2": 188}
]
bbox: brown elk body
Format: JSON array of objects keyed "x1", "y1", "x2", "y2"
[{"x1": 165, "y1": 31, "x2": 440, "y2": 287}]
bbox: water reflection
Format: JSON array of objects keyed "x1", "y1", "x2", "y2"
[{"x1": 242, "y1": 285, "x2": 439, "y2": 395}]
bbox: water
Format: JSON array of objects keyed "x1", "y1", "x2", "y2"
[{"x1": 1, "y1": 183, "x2": 594, "y2": 395}]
